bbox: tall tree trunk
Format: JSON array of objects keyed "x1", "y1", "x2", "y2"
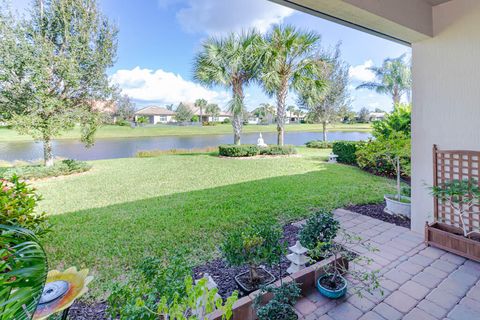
[
  {"x1": 199, "y1": 107, "x2": 203, "y2": 126},
  {"x1": 322, "y1": 121, "x2": 328, "y2": 142},
  {"x1": 276, "y1": 78, "x2": 288, "y2": 146},
  {"x1": 233, "y1": 113, "x2": 242, "y2": 145},
  {"x1": 232, "y1": 83, "x2": 244, "y2": 145},
  {"x1": 43, "y1": 136, "x2": 54, "y2": 167}
]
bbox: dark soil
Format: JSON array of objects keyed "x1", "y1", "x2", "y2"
[
  {"x1": 345, "y1": 202, "x2": 411, "y2": 228},
  {"x1": 319, "y1": 275, "x2": 345, "y2": 291},
  {"x1": 67, "y1": 301, "x2": 109, "y2": 320},
  {"x1": 193, "y1": 223, "x2": 300, "y2": 299},
  {"x1": 235, "y1": 267, "x2": 275, "y2": 292}
]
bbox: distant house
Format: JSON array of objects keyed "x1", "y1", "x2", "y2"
[
  {"x1": 135, "y1": 106, "x2": 176, "y2": 124},
  {"x1": 368, "y1": 112, "x2": 386, "y2": 121},
  {"x1": 286, "y1": 110, "x2": 305, "y2": 124},
  {"x1": 181, "y1": 102, "x2": 232, "y2": 123}
]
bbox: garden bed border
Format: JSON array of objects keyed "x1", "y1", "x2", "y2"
[{"x1": 207, "y1": 255, "x2": 348, "y2": 320}]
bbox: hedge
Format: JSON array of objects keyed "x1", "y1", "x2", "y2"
[
  {"x1": 332, "y1": 141, "x2": 363, "y2": 165},
  {"x1": 305, "y1": 140, "x2": 334, "y2": 149},
  {"x1": 218, "y1": 144, "x2": 296, "y2": 157}
]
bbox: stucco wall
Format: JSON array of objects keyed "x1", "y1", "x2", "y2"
[{"x1": 411, "y1": 0, "x2": 480, "y2": 232}]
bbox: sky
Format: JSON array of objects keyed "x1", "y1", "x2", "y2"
[{"x1": 9, "y1": 0, "x2": 411, "y2": 112}]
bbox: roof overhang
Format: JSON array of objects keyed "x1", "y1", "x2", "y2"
[{"x1": 270, "y1": 0, "x2": 451, "y2": 45}]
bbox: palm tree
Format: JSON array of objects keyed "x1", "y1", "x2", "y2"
[
  {"x1": 205, "y1": 103, "x2": 221, "y2": 122},
  {"x1": 286, "y1": 105, "x2": 296, "y2": 122},
  {"x1": 260, "y1": 25, "x2": 327, "y2": 145},
  {"x1": 194, "y1": 31, "x2": 263, "y2": 145},
  {"x1": 194, "y1": 98, "x2": 208, "y2": 125},
  {"x1": 356, "y1": 54, "x2": 411, "y2": 106}
]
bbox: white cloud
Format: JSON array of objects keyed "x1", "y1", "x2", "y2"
[
  {"x1": 110, "y1": 67, "x2": 229, "y2": 106},
  {"x1": 172, "y1": 0, "x2": 294, "y2": 35},
  {"x1": 349, "y1": 60, "x2": 376, "y2": 82}
]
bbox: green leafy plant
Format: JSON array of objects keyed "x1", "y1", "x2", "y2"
[
  {"x1": 372, "y1": 104, "x2": 411, "y2": 139},
  {"x1": 253, "y1": 282, "x2": 301, "y2": 320},
  {"x1": 314, "y1": 229, "x2": 381, "y2": 297},
  {"x1": 138, "y1": 276, "x2": 238, "y2": 320},
  {"x1": 305, "y1": 140, "x2": 334, "y2": 149},
  {"x1": 0, "y1": 175, "x2": 50, "y2": 235},
  {"x1": 332, "y1": 141, "x2": 363, "y2": 165},
  {"x1": 299, "y1": 210, "x2": 339, "y2": 254},
  {"x1": 430, "y1": 179, "x2": 480, "y2": 238},
  {"x1": 218, "y1": 144, "x2": 260, "y2": 157},
  {"x1": 259, "y1": 145, "x2": 297, "y2": 156},
  {"x1": 220, "y1": 222, "x2": 285, "y2": 285},
  {"x1": 2, "y1": 160, "x2": 91, "y2": 180},
  {"x1": 137, "y1": 116, "x2": 149, "y2": 125},
  {"x1": 0, "y1": 225, "x2": 48, "y2": 320},
  {"x1": 108, "y1": 254, "x2": 192, "y2": 320}
]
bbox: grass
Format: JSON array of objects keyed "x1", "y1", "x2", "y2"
[
  {"x1": 0, "y1": 123, "x2": 371, "y2": 142},
  {"x1": 34, "y1": 147, "x2": 394, "y2": 300}
]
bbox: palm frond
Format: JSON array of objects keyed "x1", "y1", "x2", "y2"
[{"x1": 0, "y1": 225, "x2": 48, "y2": 320}]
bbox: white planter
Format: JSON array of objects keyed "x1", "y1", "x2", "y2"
[{"x1": 384, "y1": 195, "x2": 411, "y2": 218}]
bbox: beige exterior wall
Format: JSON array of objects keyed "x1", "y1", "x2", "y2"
[{"x1": 411, "y1": 0, "x2": 480, "y2": 232}]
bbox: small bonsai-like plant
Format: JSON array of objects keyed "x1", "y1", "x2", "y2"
[
  {"x1": 299, "y1": 210, "x2": 340, "y2": 255},
  {"x1": 314, "y1": 229, "x2": 382, "y2": 297},
  {"x1": 430, "y1": 178, "x2": 480, "y2": 238},
  {"x1": 220, "y1": 222, "x2": 285, "y2": 289},
  {"x1": 253, "y1": 281, "x2": 302, "y2": 320}
]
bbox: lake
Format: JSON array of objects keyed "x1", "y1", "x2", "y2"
[{"x1": 0, "y1": 131, "x2": 371, "y2": 162}]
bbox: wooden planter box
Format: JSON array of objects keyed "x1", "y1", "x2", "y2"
[
  {"x1": 425, "y1": 222, "x2": 480, "y2": 262},
  {"x1": 208, "y1": 255, "x2": 348, "y2": 320}
]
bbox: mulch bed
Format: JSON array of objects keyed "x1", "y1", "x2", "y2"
[
  {"x1": 345, "y1": 201, "x2": 411, "y2": 229},
  {"x1": 67, "y1": 301, "x2": 109, "y2": 320}
]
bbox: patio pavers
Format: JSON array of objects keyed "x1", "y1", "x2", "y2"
[{"x1": 294, "y1": 209, "x2": 480, "y2": 319}]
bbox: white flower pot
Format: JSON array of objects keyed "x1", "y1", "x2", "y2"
[{"x1": 384, "y1": 194, "x2": 411, "y2": 218}]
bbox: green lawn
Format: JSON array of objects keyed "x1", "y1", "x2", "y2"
[
  {"x1": 35, "y1": 148, "x2": 393, "y2": 300},
  {"x1": 0, "y1": 123, "x2": 371, "y2": 142}
]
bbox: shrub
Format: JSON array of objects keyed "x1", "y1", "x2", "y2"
[
  {"x1": 218, "y1": 144, "x2": 260, "y2": 157},
  {"x1": 222, "y1": 118, "x2": 231, "y2": 124},
  {"x1": 332, "y1": 141, "x2": 363, "y2": 165},
  {"x1": 116, "y1": 119, "x2": 131, "y2": 126},
  {"x1": 2, "y1": 159, "x2": 91, "y2": 180},
  {"x1": 372, "y1": 104, "x2": 411, "y2": 139},
  {"x1": 299, "y1": 210, "x2": 339, "y2": 251},
  {"x1": 254, "y1": 282, "x2": 301, "y2": 320},
  {"x1": 220, "y1": 222, "x2": 285, "y2": 284},
  {"x1": 305, "y1": 140, "x2": 334, "y2": 149},
  {"x1": 0, "y1": 175, "x2": 51, "y2": 235},
  {"x1": 219, "y1": 145, "x2": 296, "y2": 157},
  {"x1": 260, "y1": 145, "x2": 297, "y2": 156},
  {"x1": 108, "y1": 254, "x2": 192, "y2": 320}
]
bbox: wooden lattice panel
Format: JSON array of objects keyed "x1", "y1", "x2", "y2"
[{"x1": 433, "y1": 145, "x2": 480, "y2": 232}]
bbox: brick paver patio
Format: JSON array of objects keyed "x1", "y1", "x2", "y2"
[{"x1": 294, "y1": 209, "x2": 480, "y2": 320}]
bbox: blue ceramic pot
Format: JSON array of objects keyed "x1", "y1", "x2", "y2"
[{"x1": 316, "y1": 274, "x2": 347, "y2": 299}]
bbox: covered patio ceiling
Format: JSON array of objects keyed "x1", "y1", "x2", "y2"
[{"x1": 270, "y1": 0, "x2": 452, "y2": 45}]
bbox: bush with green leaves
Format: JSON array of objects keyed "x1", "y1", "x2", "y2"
[
  {"x1": 372, "y1": 104, "x2": 411, "y2": 139},
  {"x1": 116, "y1": 119, "x2": 131, "y2": 126},
  {"x1": 218, "y1": 144, "x2": 260, "y2": 157},
  {"x1": 108, "y1": 254, "x2": 192, "y2": 320},
  {"x1": 260, "y1": 145, "x2": 297, "y2": 156},
  {"x1": 0, "y1": 175, "x2": 50, "y2": 235},
  {"x1": 219, "y1": 144, "x2": 296, "y2": 157},
  {"x1": 332, "y1": 141, "x2": 363, "y2": 165},
  {"x1": 138, "y1": 276, "x2": 238, "y2": 320},
  {"x1": 1, "y1": 159, "x2": 91, "y2": 180},
  {"x1": 253, "y1": 281, "x2": 301, "y2": 320},
  {"x1": 305, "y1": 140, "x2": 334, "y2": 149},
  {"x1": 0, "y1": 225, "x2": 48, "y2": 320},
  {"x1": 299, "y1": 210, "x2": 340, "y2": 252},
  {"x1": 220, "y1": 222, "x2": 285, "y2": 284}
]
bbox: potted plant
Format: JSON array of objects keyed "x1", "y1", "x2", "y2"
[
  {"x1": 313, "y1": 230, "x2": 381, "y2": 299},
  {"x1": 253, "y1": 281, "x2": 301, "y2": 320},
  {"x1": 220, "y1": 222, "x2": 285, "y2": 293},
  {"x1": 378, "y1": 132, "x2": 411, "y2": 217}
]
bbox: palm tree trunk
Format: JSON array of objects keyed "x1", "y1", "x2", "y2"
[
  {"x1": 233, "y1": 113, "x2": 242, "y2": 145},
  {"x1": 276, "y1": 78, "x2": 288, "y2": 146},
  {"x1": 43, "y1": 135, "x2": 54, "y2": 167},
  {"x1": 232, "y1": 83, "x2": 244, "y2": 145},
  {"x1": 322, "y1": 121, "x2": 328, "y2": 142}
]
